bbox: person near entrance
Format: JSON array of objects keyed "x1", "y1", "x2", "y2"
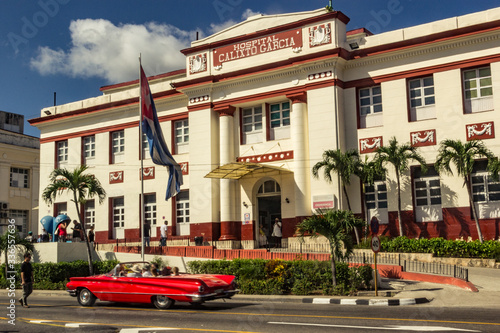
[
  {"x1": 272, "y1": 218, "x2": 282, "y2": 248},
  {"x1": 160, "y1": 221, "x2": 168, "y2": 247},
  {"x1": 143, "y1": 221, "x2": 151, "y2": 247}
]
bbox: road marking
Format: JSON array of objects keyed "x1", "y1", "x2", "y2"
[
  {"x1": 66, "y1": 323, "x2": 98, "y2": 327},
  {"x1": 119, "y1": 329, "x2": 177, "y2": 332},
  {"x1": 269, "y1": 322, "x2": 481, "y2": 332}
]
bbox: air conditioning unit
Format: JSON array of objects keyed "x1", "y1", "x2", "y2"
[
  {"x1": 0, "y1": 202, "x2": 8, "y2": 210},
  {"x1": 0, "y1": 212, "x2": 8, "y2": 219}
]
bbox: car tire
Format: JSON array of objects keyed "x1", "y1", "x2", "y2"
[
  {"x1": 77, "y1": 288, "x2": 96, "y2": 307},
  {"x1": 153, "y1": 295, "x2": 175, "y2": 309}
]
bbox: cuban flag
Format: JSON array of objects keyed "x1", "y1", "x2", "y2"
[{"x1": 140, "y1": 65, "x2": 183, "y2": 200}]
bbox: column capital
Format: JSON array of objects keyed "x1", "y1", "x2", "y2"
[
  {"x1": 286, "y1": 91, "x2": 307, "y2": 104},
  {"x1": 214, "y1": 104, "x2": 236, "y2": 117}
]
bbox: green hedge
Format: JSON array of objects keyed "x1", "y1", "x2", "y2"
[
  {"x1": 187, "y1": 258, "x2": 372, "y2": 296},
  {"x1": 0, "y1": 260, "x2": 119, "y2": 290},
  {"x1": 356, "y1": 236, "x2": 500, "y2": 260}
]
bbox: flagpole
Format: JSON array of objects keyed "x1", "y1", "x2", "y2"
[{"x1": 139, "y1": 54, "x2": 145, "y2": 262}]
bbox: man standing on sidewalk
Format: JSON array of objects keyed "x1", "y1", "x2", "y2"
[
  {"x1": 19, "y1": 253, "x2": 33, "y2": 308},
  {"x1": 160, "y1": 221, "x2": 168, "y2": 247}
]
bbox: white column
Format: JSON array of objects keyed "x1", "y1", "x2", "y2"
[
  {"x1": 288, "y1": 92, "x2": 311, "y2": 218},
  {"x1": 216, "y1": 105, "x2": 237, "y2": 240}
]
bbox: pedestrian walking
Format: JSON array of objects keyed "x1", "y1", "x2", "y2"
[
  {"x1": 160, "y1": 221, "x2": 168, "y2": 247},
  {"x1": 19, "y1": 253, "x2": 33, "y2": 308}
]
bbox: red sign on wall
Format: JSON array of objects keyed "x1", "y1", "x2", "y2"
[
  {"x1": 466, "y1": 121, "x2": 495, "y2": 141},
  {"x1": 359, "y1": 136, "x2": 383, "y2": 154},
  {"x1": 410, "y1": 130, "x2": 436, "y2": 147},
  {"x1": 213, "y1": 29, "x2": 302, "y2": 66}
]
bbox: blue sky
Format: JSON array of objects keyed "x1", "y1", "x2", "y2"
[{"x1": 2, "y1": 0, "x2": 500, "y2": 138}]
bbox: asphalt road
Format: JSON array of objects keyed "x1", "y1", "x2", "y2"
[{"x1": 0, "y1": 295, "x2": 499, "y2": 332}]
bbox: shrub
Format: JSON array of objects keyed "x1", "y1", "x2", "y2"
[{"x1": 187, "y1": 258, "x2": 372, "y2": 296}]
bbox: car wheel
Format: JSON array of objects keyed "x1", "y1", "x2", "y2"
[
  {"x1": 77, "y1": 288, "x2": 96, "y2": 307},
  {"x1": 153, "y1": 295, "x2": 175, "y2": 309}
]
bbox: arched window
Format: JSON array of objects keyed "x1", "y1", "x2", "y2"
[{"x1": 257, "y1": 180, "x2": 281, "y2": 195}]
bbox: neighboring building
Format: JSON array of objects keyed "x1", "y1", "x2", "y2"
[
  {"x1": 0, "y1": 111, "x2": 40, "y2": 237},
  {"x1": 29, "y1": 7, "x2": 500, "y2": 247}
]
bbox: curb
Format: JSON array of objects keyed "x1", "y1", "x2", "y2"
[{"x1": 303, "y1": 297, "x2": 431, "y2": 306}]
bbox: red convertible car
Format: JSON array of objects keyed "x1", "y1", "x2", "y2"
[{"x1": 66, "y1": 262, "x2": 239, "y2": 309}]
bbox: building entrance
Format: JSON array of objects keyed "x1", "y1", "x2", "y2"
[{"x1": 256, "y1": 180, "x2": 281, "y2": 248}]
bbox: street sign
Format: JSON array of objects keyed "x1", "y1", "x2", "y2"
[{"x1": 371, "y1": 235, "x2": 381, "y2": 253}]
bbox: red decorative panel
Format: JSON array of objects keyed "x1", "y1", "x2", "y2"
[
  {"x1": 180, "y1": 162, "x2": 189, "y2": 175},
  {"x1": 410, "y1": 129, "x2": 436, "y2": 147},
  {"x1": 140, "y1": 167, "x2": 155, "y2": 180},
  {"x1": 359, "y1": 136, "x2": 383, "y2": 154},
  {"x1": 466, "y1": 121, "x2": 495, "y2": 141},
  {"x1": 237, "y1": 150, "x2": 293, "y2": 163},
  {"x1": 309, "y1": 23, "x2": 331, "y2": 47},
  {"x1": 109, "y1": 171, "x2": 123, "y2": 184},
  {"x1": 213, "y1": 29, "x2": 303, "y2": 66}
]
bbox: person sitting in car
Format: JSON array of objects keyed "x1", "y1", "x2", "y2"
[
  {"x1": 142, "y1": 265, "x2": 152, "y2": 277},
  {"x1": 127, "y1": 264, "x2": 142, "y2": 277}
]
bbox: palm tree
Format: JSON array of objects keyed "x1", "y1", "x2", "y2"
[
  {"x1": 296, "y1": 209, "x2": 364, "y2": 287},
  {"x1": 434, "y1": 139, "x2": 494, "y2": 243},
  {"x1": 312, "y1": 149, "x2": 361, "y2": 243},
  {"x1": 0, "y1": 230, "x2": 34, "y2": 277},
  {"x1": 354, "y1": 156, "x2": 386, "y2": 237},
  {"x1": 42, "y1": 165, "x2": 106, "y2": 275},
  {"x1": 375, "y1": 137, "x2": 427, "y2": 237}
]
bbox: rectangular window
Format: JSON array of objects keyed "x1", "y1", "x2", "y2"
[
  {"x1": 112, "y1": 197, "x2": 125, "y2": 228},
  {"x1": 472, "y1": 174, "x2": 500, "y2": 203},
  {"x1": 269, "y1": 102, "x2": 290, "y2": 140},
  {"x1": 57, "y1": 140, "x2": 68, "y2": 167},
  {"x1": 9, "y1": 210, "x2": 28, "y2": 235},
  {"x1": 83, "y1": 135, "x2": 95, "y2": 164},
  {"x1": 359, "y1": 86, "x2": 383, "y2": 128},
  {"x1": 463, "y1": 66, "x2": 493, "y2": 113},
  {"x1": 84, "y1": 200, "x2": 95, "y2": 229},
  {"x1": 413, "y1": 167, "x2": 442, "y2": 222},
  {"x1": 10, "y1": 167, "x2": 29, "y2": 188},
  {"x1": 242, "y1": 106, "x2": 263, "y2": 144},
  {"x1": 174, "y1": 119, "x2": 189, "y2": 154},
  {"x1": 144, "y1": 194, "x2": 157, "y2": 226},
  {"x1": 55, "y1": 202, "x2": 67, "y2": 217},
  {"x1": 364, "y1": 181, "x2": 388, "y2": 224},
  {"x1": 176, "y1": 191, "x2": 189, "y2": 224},
  {"x1": 111, "y1": 130, "x2": 125, "y2": 164},
  {"x1": 409, "y1": 76, "x2": 436, "y2": 121},
  {"x1": 471, "y1": 160, "x2": 500, "y2": 218}
]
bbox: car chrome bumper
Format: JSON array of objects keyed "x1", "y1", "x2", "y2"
[
  {"x1": 189, "y1": 289, "x2": 240, "y2": 302},
  {"x1": 67, "y1": 289, "x2": 77, "y2": 297}
]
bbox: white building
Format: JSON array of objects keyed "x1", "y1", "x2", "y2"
[
  {"x1": 30, "y1": 7, "x2": 500, "y2": 246},
  {"x1": 0, "y1": 111, "x2": 40, "y2": 237}
]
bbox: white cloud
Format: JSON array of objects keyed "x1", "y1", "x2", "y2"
[
  {"x1": 30, "y1": 19, "x2": 196, "y2": 83},
  {"x1": 241, "y1": 9, "x2": 262, "y2": 20},
  {"x1": 208, "y1": 9, "x2": 263, "y2": 35}
]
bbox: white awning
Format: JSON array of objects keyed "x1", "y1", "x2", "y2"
[{"x1": 205, "y1": 162, "x2": 292, "y2": 180}]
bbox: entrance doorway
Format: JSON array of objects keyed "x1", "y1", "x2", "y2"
[{"x1": 256, "y1": 180, "x2": 281, "y2": 248}]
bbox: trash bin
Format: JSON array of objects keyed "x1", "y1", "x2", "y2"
[{"x1": 194, "y1": 236, "x2": 203, "y2": 246}]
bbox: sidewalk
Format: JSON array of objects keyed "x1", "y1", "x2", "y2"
[{"x1": 19, "y1": 266, "x2": 500, "y2": 308}]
